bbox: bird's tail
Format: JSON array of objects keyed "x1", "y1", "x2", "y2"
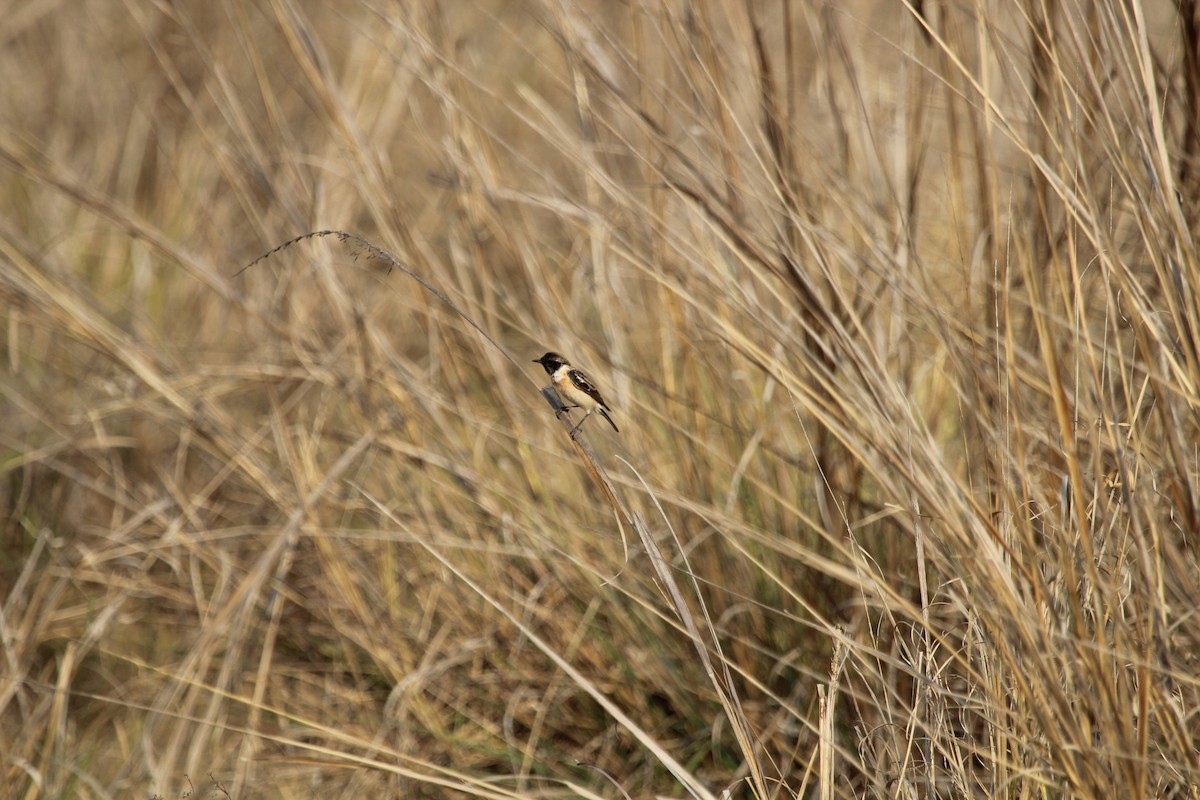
[{"x1": 598, "y1": 408, "x2": 619, "y2": 433}]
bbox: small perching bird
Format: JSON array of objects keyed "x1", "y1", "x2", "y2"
[{"x1": 533, "y1": 352, "x2": 619, "y2": 434}]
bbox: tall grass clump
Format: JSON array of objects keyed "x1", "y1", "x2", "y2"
[{"x1": 1, "y1": 1, "x2": 1197, "y2": 798}]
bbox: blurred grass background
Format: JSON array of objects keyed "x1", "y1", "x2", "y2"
[{"x1": 2, "y1": 0, "x2": 1199, "y2": 797}]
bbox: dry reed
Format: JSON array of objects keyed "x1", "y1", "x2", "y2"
[{"x1": 1, "y1": 1, "x2": 1198, "y2": 798}]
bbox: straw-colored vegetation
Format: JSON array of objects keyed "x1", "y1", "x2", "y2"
[{"x1": 2, "y1": 1, "x2": 1198, "y2": 797}]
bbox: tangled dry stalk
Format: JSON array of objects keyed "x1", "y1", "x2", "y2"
[{"x1": 2, "y1": 1, "x2": 1198, "y2": 798}]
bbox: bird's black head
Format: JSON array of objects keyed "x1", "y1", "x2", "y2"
[{"x1": 533, "y1": 352, "x2": 568, "y2": 374}]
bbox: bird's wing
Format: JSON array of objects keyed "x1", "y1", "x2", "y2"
[{"x1": 568, "y1": 368, "x2": 611, "y2": 410}]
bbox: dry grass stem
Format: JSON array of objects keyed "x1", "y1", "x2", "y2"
[{"x1": 2, "y1": 1, "x2": 1198, "y2": 798}]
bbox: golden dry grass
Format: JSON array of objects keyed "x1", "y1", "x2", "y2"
[{"x1": 2, "y1": 1, "x2": 1199, "y2": 798}]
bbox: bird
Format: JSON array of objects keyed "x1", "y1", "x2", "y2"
[{"x1": 533, "y1": 351, "x2": 619, "y2": 434}]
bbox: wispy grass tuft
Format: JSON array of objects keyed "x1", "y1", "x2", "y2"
[{"x1": 2, "y1": 1, "x2": 1198, "y2": 798}]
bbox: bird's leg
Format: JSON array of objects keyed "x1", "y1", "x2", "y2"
[
  {"x1": 554, "y1": 403, "x2": 581, "y2": 420},
  {"x1": 568, "y1": 409, "x2": 595, "y2": 436}
]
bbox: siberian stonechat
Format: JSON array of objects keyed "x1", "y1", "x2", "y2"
[{"x1": 533, "y1": 351, "x2": 619, "y2": 434}]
